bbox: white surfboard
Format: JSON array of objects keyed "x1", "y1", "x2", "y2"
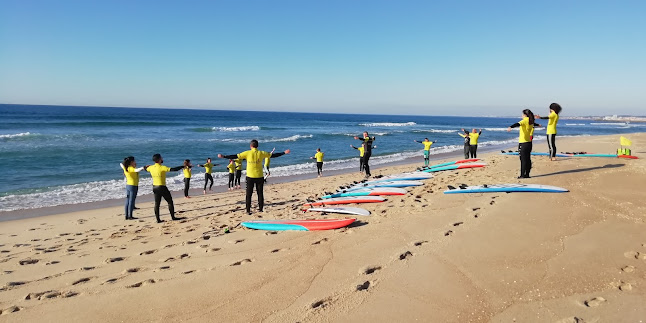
[
  {"x1": 303, "y1": 207, "x2": 371, "y2": 216},
  {"x1": 444, "y1": 184, "x2": 569, "y2": 194}
]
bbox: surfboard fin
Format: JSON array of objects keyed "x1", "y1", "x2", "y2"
[
  {"x1": 447, "y1": 185, "x2": 456, "y2": 190},
  {"x1": 458, "y1": 184, "x2": 468, "y2": 189}
]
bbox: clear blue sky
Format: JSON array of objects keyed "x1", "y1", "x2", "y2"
[{"x1": 1, "y1": 0, "x2": 644, "y2": 116}]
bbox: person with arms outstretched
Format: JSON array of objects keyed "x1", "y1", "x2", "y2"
[
  {"x1": 120, "y1": 156, "x2": 144, "y2": 220},
  {"x1": 226, "y1": 159, "x2": 236, "y2": 190},
  {"x1": 462, "y1": 129, "x2": 482, "y2": 158},
  {"x1": 414, "y1": 138, "x2": 437, "y2": 166},
  {"x1": 507, "y1": 109, "x2": 536, "y2": 179},
  {"x1": 197, "y1": 158, "x2": 217, "y2": 194},
  {"x1": 218, "y1": 140, "x2": 289, "y2": 215},
  {"x1": 144, "y1": 154, "x2": 184, "y2": 223},
  {"x1": 536, "y1": 103, "x2": 562, "y2": 161},
  {"x1": 310, "y1": 148, "x2": 325, "y2": 177},
  {"x1": 458, "y1": 131, "x2": 470, "y2": 159},
  {"x1": 354, "y1": 132, "x2": 375, "y2": 177}
]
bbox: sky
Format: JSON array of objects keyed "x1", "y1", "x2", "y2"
[{"x1": 1, "y1": 0, "x2": 645, "y2": 116}]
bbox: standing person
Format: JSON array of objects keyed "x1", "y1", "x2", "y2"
[
  {"x1": 197, "y1": 158, "x2": 217, "y2": 194},
  {"x1": 226, "y1": 159, "x2": 236, "y2": 190},
  {"x1": 234, "y1": 159, "x2": 242, "y2": 189},
  {"x1": 462, "y1": 128, "x2": 482, "y2": 158},
  {"x1": 458, "y1": 131, "x2": 470, "y2": 159},
  {"x1": 536, "y1": 103, "x2": 562, "y2": 161},
  {"x1": 310, "y1": 148, "x2": 325, "y2": 177},
  {"x1": 413, "y1": 138, "x2": 436, "y2": 166},
  {"x1": 120, "y1": 156, "x2": 144, "y2": 220},
  {"x1": 144, "y1": 154, "x2": 184, "y2": 223},
  {"x1": 218, "y1": 140, "x2": 289, "y2": 215},
  {"x1": 350, "y1": 144, "x2": 365, "y2": 174},
  {"x1": 507, "y1": 109, "x2": 535, "y2": 179},
  {"x1": 182, "y1": 159, "x2": 193, "y2": 198},
  {"x1": 354, "y1": 132, "x2": 375, "y2": 177}
]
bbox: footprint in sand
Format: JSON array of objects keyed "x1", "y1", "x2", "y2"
[
  {"x1": 270, "y1": 248, "x2": 286, "y2": 253},
  {"x1": 453, "y1": 222, "x2": 464, "y2": 227},
  {"x1": 140, "y1": 249, "x2": 157, "y2": 256},
  {"x1": 583, "y1": 297, "x2": 607, "y2": 307},
  {"x1": 127, "y1": 279, "x2": 156, "y2": 288},
  {"x1": 105, "y1": 257, "x2": 126, "y2": 263},
  {"x1": 555, "y1": 317, "x2": 586, "y2": 323},
  {"x1": 444, "y1": 230, "x2": 453, "y2": 237},
  {"x1": 19, "y1": 259, "x2": 39, "y2": 265},
  {"x1": 312, "y1": 238, "x2": 328, "y2": 245},
  {"x1": 399, "y1": 251, "x2": 413, "y2": 260},
  {"x1": 25, "y1": 290, "x2": 78, "y2": 300},
  {"x1": 0, "y1": 306, "x2": 23, "y2": 315},
  {"x1": 124, "y1": 268, "x2": 141, "y2": 273},
  {"x1": 624, "y1": 251, "x2": 640, "y2": 259},
  {"x1": 208, "y1": 248, "x2": 221, "y2": 253},
  {"x1": 72, "y1": 277, "x2": 92, "y2": 285},
  {"x1": 182, "y1": 270, "x2": 195, "y2": 275},
  {"x1": 310, "y1": 298, "x2": 333, "y2": 310},
  {"x1": 356, "y1": 281, "x2": 371, "y2": 291},
  {"x1": 230, "y1": 259, "x2": 253, "y2": 266},
  {"x1": 618, "y1": 282, "x2": 633, "y2": 291},
  {"x1": 413, "y1": 241, "x2": 428, "y2": 247},
  {"x1": 227, "y1": 239, "x2": 245, "y2": 244},
  {"x1": 80, "y1": 266, "x2": 95, "y2": 271},
  {"x1": 363, "y1": 266, "x2": 381, "y2": 275}
]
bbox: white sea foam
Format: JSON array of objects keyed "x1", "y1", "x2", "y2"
[
  {"x1": 212, "y1": 126, "x2": 260, "y2": 132},
  {"x1": 565, "y1": 123, "x2": 586, "y2": 126},
  {"x1": 0, "y1": 132, "x2": 33, "y2": 139},
  {"x1": 267, "y1": 134, "x2": 313, "y2": 142},
  {"x1": 483, "y1": 127, "x2": 509, "y2": 132},
  {"x1": 413, "y1": 129, "x2": 456, "y2": 134},
  {"x1": 359, "y1": 122, "x2": 416, "y2": 127}
]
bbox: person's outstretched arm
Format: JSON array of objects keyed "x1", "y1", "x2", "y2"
[
  {"x1": 507, "y1": 123, "x2": 521, "y2": 132},
  {"x1": 218, "y1": 153, "x2": 239, "y2": 159},
  {"x1": 169, "y1": 166, "x2": 184, "y2": 171},
  {"x1": 271, "y1": 149, "x2": 290, "y2": 158}
]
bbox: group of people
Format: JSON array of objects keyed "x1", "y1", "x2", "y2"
[{"x1": 120, "y1": 103, "x2": 562, "y2": 223}]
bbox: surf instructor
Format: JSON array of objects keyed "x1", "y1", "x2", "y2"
[
  {"x1": 354, "y1": 132, "x2": 375, "y2": 177},
  {"x1": 218, "y1": 140, "x2": 290, "y2": 215}
]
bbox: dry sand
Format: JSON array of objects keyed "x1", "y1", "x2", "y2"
[{"x1": 1, "y1": 133, "x2": 645, "y2": 322}]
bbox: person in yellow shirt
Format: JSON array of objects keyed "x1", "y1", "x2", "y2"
[
  {"x1": 144, "y1": 154, "x2": 184, "y2": 223},
  {"x1": 414, "y1": 138, "x2": 437, "y2": 166},
  {"x1": 536, "y1": 103, "x2": 562, "y2": 161},
  {"x1": 226, "y1": 159, "x2": 236, "y2": 190},
  {"x1": 507, "y1": 109, "x2": 536, "y2": 178},
  {"x1": 351, "y1": 142, "x2": 376, "y2": 174},
  {"x1": 309, "y1": 148, "x2": 325, "y2": 177},
  {"x1": 461, "y1": 129, "x2": 482, "y2": 158},
  {"x1": 182, "y1": 159, "x2": 193, "y2": 198},
  {"x1": 234, "y1": 159, "x2": 242, "y2": 189},
  {"x1": 354, "y1": 132, "x2": 376, "y2": 177},
  {"x1": 218, "y1": 140, "x2": 290, "y2": 215},
  {"x1": 197, "y1": 158, "x2": 218, "y2": 194},
  {"x1": 120, "y1": 156, "x2": 144, "y2": 220}
]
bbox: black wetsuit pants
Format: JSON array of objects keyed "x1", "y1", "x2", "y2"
[
  {"x1": 228, "y1": 173, "x2": 235, "y2": 188},
  {"x1": 245, "y1": 177, "x2": 265, "y2": 212},
  {"x1": 359, "y1": 157, "x2": 364, "y2": 172},
  {"x1": 316, "y1": 162, "x2": 323, "y2": 175},
  {"x1": 204, "y1": 173, "x2": 213, "y2": 191},
  {"x1": 153, "y1": 185, "x2": 175, "y2": 222},
  {"x1": 463, "y1": 144, "x2": 470, "y2": 159},
  {"x1": 183, "y1": 178, "x2": 190, "y2": 197},
  {"x1": 469, "y1": 145, "x2": 478, "y2": 158},
  {"x1": 547, "y1": 134, "x2": 557, "y2": 158},
  {"x1": 363, "y1": 152, "x2": 372, "y2": 176},
  {"x1": 519, "y1": 142, "x2": 533, "y2": 178},
  {"x1": 235, "y1": 170, "x2": 242, "y2": 186}
]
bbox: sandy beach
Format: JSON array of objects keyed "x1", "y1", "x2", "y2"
[{"x1": 1, "y1": 133, "x2": 645, "y2": 322}]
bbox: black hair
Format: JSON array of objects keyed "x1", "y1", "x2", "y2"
[
  {"x1": 152, "y1": 154, "x2": 162, "y2": 163},
  {"x1": 250, "y1": 139, "x2": 259, "y2": 148},
  {"x1": 123, "y1": 156, "x2": 135, "y2": 169},
  {"x1": 184, "y1": 159, "x2": 191, "y2": 168},
  {"x1": 549, "y1": 103, "x2": 562, "y2": 114},
  {"x1": 317, "y1": 148, "x2": 321, "y2": 151},
  {"x1": 523, "y1": 109, "x2": 535, "y2": 125},
  {"x1": 424, "y1": 138, "x2": 428, "y2": 140}
]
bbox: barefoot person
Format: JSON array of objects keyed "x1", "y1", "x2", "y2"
[
  {"x1": 226, "y1": 159, "x2": 236, "y2": 190},
  {"x1": 458, "y1": 131, "x2": 470, "y2": 159},
  {"x1": 234, "y1": 159, "x2": 242, "y2": 189},
  {"x1": 310, "y1": 148, "x2": 325, "y2": 177},
  {"x1": 536, "y1": 103, "x2": 562, "y2": 161},
  {"x1": 414, "y1": 138, "x2": 437, "y2": 166},
  {"x1": 120, "y1": 156, "x2": 144, "y2": 220},
  {"x1": 182, "y1": 159, "x2": 193, "y2": 198},
  {"x1": 507, "y1": 109, "x2": 536, "y2": 179},
  {"x1": 354, "y1": 132, "x2": 376, "y2": 177},
  {"x1": 218, "y1": 140, "x2": 289, "y2": 215},
  {"x1": 197, "y1": 158, "x2": 217, "y2": 194},
  {"x1": 144, "y1": 154, "x2": 184, "y2": 223}
]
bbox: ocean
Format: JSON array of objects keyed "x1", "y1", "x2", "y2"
[{"x1": 1, "y1": 104, "x2": 643, "y2": 212}]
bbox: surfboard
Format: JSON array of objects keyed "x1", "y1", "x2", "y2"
[
  {"x1": 321, "y1": 189, "x2": 406, "y2": 199},
  {"x1": 444, "y1": 184, "x2": 569, "y2": 194},
  {"x1": 363, "y1": 173, "x2": 434, "y2": 183},
  {"x1": 303, "y1": 207, "x2": 371, "y2": 216},
  {"x1": 501, "y1": 151, "x2": 571, "y2": 158},
  {"x1": 242, "y1": 218, "x2": 356, "y2": 231},
  {"x1": 304, "y1": 196, "x2": 386, "y2": 207},
  {"x1": 343, "y1": 180, "x2": 424, "y2": 191},
  {"x1": 564, "y1": 153, "x2": 639, "y2": 159},
  {"x1": 422, "y1": 158, "x2": 481, "y2": 170},
  {"x1": 421, "y1": 163, "x2": 486, "y2": 173}
]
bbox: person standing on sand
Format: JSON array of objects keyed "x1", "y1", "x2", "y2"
[
  {"x1": 234, "y1": 159, "x2": 242, "y2": 189},
  {"x1": 218, "y1": 140, "x2": 289, "y2": 215},
  {"x1": 458, "y1": 131, "x2": 470, "y2": 159},
  {"x1": 120, "y1": 156, "x2": 144, "y2": 220},
  {"x1": 182, "y1": 159, "x2": 193, "y2": 198},
  {"x1": 462, "y1": 128, "x2": 482, "y2": 158},
  {"x1": 226, "y1": 159, "x2": 236, "y2": 190},
  {"x1": 414, "y1": 138, "x2": 437, "y2": 166},
  {"x1": 507, "y1": 109, "x2": 535, "y2": 179},
  {"x1": 310, "y1": 148, "x2": 325, "y2": 177},
  {"x1": 197, "y1": 158, "x2": 217, "y2": 194},
  {"x1": 354, "y1": 132, "x2": 376, "y2": 177},
  {"x1": 144, "y1": 154, "x2": 184, "y2": 223},
  {"x1": 536, "y1": 103, "x2": 562, "y2": 161}
]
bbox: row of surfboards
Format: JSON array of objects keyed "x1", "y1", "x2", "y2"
[
  {"x1": 241, "y1": 159, "x2": 488, "y2": 231},
  {"x1": 501, "y1": 150, "x2": 639, "y2": 159}
]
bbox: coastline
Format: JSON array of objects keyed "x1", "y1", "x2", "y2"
[{"x1": 0, "y1": 132, "x2": 644, "y2": 322}]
